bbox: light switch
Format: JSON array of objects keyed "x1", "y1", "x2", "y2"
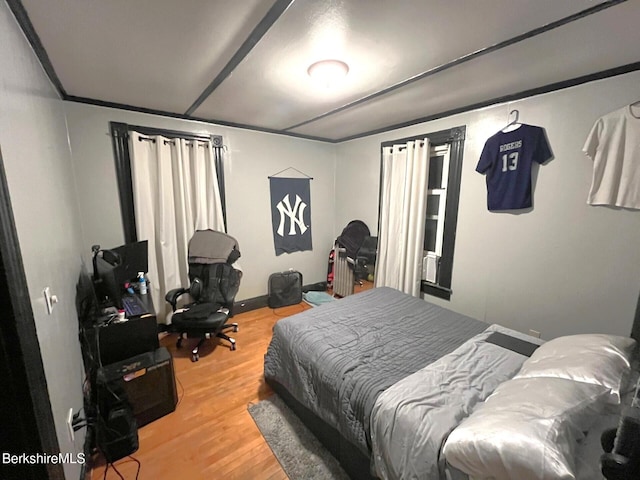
[{"x1": 43, "y1": 287, "x2": 59, "y2": 315}]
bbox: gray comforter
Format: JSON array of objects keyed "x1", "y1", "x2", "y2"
[
  {"x1": 263, "y1": 287, "x2": 487, "y2": 455},
  {"x1": 370, "y1": 324, "x2": 543, "y2": 480}
]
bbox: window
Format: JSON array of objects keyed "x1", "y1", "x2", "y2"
[
  {"x1": 424, "y1": 144, "x2": 450, "y2": 257},
  {"x1": 381, "y1": 126, "x2": 465, "y2": 300},
  {"x1": 109, "y1": 122, "x2": 227, "y2": 243}
]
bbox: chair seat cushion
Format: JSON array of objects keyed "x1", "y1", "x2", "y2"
[{"x1": 171, "y1": 303, "x2": 228, "y2": 331}]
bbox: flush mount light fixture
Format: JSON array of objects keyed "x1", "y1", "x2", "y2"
[{"x1": 307, "y1": 59, "x2": 349, "y2": 88}]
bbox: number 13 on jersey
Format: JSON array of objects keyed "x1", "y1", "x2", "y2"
[{"x1": 502, "y1": 152, "x2": 519, "y2": 172}]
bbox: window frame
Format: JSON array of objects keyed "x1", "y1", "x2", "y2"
[
  {"x1": 109, "y1": 122, "x2": 227, "y2": 244},
  {"x1": 425, "y1": 143, "x2": 451, "y2": 257},
  {"x1": 380, "y1": 125, "x2": 465, "y2": 300}
]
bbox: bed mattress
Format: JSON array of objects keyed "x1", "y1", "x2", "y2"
[{"x1": 263, "y1": 286, "x2": 488, "y2": 455}]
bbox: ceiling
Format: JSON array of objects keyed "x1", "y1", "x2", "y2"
[{"x1": 13, "y1": 0, "x2": 640, "y2": 142}]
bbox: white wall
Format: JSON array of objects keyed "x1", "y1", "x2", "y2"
[
  {"x1": 336, "y1": 71, "x2": 640, "y2": 340},
  {"x1": 0, "y1": 3, "x2": 86, "y2": 478},
  {"x1": 64, "y1": 103, "x2": 337, "y2": 301}
]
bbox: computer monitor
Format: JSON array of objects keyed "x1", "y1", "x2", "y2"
[
  {"x1": 111, "y1": 241, "x2": 148, "y2": 284},
  {"x1": 94, "y1": 240, "x2": 148, "y2": 308}
]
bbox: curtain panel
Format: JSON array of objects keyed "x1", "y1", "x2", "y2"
[
  {"x1": 375, "y1": 139, "x2": 429, "y2": 297},
  {"x1": 129, "y1": 132, "x2": 225, "y2": 321}
]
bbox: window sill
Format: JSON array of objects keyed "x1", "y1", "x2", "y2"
[{"x1": 421, "y1": 281, "x2": 452, "y2": 300}]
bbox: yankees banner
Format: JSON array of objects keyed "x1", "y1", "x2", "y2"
[{"x1": 269, "y1": 177, "x2": 312, "y2": 255}]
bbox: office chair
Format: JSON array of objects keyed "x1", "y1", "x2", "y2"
[
  {"x1": 354, "y1": 236, "x2": 378, "y2": 282},
  {"x1": 331, "y1": 221, "x2": 372, "y2": 297},
  {"x1": 165, "y1": 230, "x2": 242, "y2": 361}
]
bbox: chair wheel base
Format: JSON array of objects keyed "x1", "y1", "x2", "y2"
[{"x1": 174, "y1": 328, "x2": 238, "y2": 359}]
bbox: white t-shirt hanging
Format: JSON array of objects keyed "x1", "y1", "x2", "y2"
[{"x1": 583, "y1": 105, "x2": 640, "y2": 209}]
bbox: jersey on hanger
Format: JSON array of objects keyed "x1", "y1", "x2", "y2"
[
  {"x1": 476, "y1": 124, "x2": 552, "y2": 211},
  {"x1": 583, "y1": 105, "x2": 640, "y2": 209}
]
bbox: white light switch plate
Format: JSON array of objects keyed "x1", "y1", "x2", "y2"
[
  {"x1": 43, "y1": 287, "x2": 58, "y2": 314},
  {"x1": 66, "y1": 408, "x2": 74, "y2": 442}
]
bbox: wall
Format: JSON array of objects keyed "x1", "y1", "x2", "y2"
[
  {"x1": 335, "y1": 71, "x2": 640, "y2": 340},
  {"x1": 7, "y1": 3, "x2": 637, "y2": 477},
  {"x1": 64, "y1": 103, "x2": 337, "y2": 302},
  {"x1": 0, "y1": 3, "x2": 86, "y2": 478}
]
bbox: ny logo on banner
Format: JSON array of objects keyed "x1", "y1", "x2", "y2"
[
  {"x1": 270, "y1": 177, "x2": 312, "y2": 255},
  {"x1": 276, "y1": 194, "x2": 307, "y2": 236}
]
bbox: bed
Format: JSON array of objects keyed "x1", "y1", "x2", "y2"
[{"x1": 263, "y1": 287, "x2": 637, "y2": 480}]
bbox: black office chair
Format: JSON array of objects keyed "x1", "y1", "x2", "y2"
[
  {"x1": 165, "y1": 230, "x2": 242, "y2": 361},
  {"x1": 354, "y1": 236, "x2": 378, "y2": 282}
]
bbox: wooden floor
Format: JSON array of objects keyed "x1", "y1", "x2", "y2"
[{"x1": 91, "y1": 282, "x2": 372, "y2": 480}]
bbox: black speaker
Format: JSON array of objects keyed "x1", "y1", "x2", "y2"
[{"x1": 98, "y1": 347, "x2": 178, "y2": 428}]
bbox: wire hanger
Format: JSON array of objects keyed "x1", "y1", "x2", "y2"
[
  {"x1": 268, "y1": 167, "x2": 313, "y2": 180},
  {"x1": 501, "y1": 109, "x2": 522, "y2": 132}
]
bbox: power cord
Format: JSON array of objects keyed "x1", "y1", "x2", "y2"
[
  {"x1": 175, "y1": 372, "x2": 185, "y2": 408},
  {"x1": 101, "y1": 455, "x2": 141, "y2": 480},
  {"x1": 72, "y1": 408, "x2": 95, "y2": 432}
]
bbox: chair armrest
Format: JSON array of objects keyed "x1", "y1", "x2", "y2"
[{"x1": 165, "y1": 287, "x2": 188, "y2": 311}]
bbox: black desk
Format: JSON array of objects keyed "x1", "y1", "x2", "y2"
[
  {"x1": 94, "y1": 294, "x2": 159, "y2": 366},
  {"x1": 92, "y1": 293, "x2": 176, "y2": 429},
  {"x1": 79, "y1": 292, "x2": 169, "y2": 459}
]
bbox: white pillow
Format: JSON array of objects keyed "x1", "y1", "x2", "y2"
[
  {"x1": 514, "y1": 334, "x2": 636, "y2": 403},
  {"x1": 443, "y1": 377, "x2": 609, "y2": 480}
]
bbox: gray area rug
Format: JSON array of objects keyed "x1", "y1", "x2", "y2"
[{"x1": 248, "y1": 394, "x2": 350, "y2": 480}]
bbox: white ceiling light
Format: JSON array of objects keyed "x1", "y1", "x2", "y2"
[{"x1": 307, "y1": 60, "x2": 349, "y2": 88}]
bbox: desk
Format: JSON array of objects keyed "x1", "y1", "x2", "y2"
[
  {"x1": 92, "y1": 294, "x2": 175, "y2": 429},
  {"x1": 79, "y1": 292, "x2": 168, "y2": 458},
  {"x1": 96, "y1": 316, "x2": 159, "y2": 366},
  {"x1": 93, "y1": 294, "x2": 159, "y2": 366}
]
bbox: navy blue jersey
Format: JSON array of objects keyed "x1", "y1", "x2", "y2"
[{"x1": 476, "y1": 124, "x2": 551, "y2": 211}]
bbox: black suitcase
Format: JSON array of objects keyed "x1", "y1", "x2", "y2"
[{"x1": 268, "y1": 270, "x2": 303, "y2": 308}]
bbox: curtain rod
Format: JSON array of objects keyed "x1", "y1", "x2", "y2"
[
  {"x1": 137, "y1": 136, "x2": 210, "y2": 146},
  {"x1": 385, "y1": 140, "x2": 426, "y2": 151}
]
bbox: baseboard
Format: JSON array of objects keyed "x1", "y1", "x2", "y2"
[
  {"x1": 233, "y1": 295, "x2": 269, "y2": 314},
  {"x1": 303, "y1": 281, "x2": 327, "y2": 292}
]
